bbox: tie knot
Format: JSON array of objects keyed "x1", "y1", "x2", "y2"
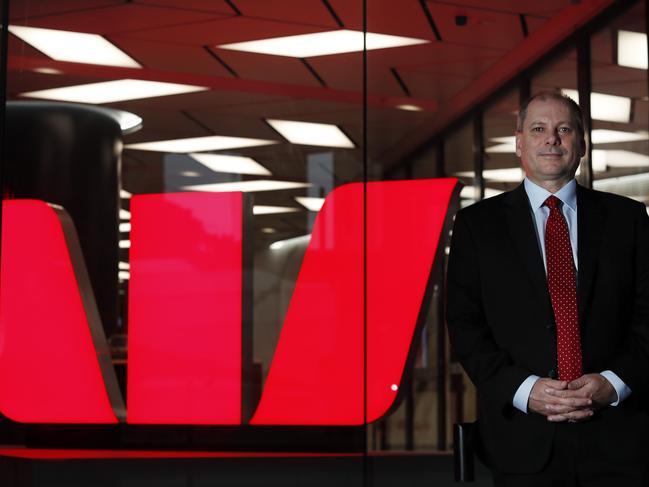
[{"x1": 544, "y1": 195, "x2": 561, "y2": 210}]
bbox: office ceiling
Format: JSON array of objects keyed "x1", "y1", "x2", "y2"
[{"x1": 6, "y1": 0, "x2": 646, "y2": 241}]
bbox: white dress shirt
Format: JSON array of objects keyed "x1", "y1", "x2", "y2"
[{"x1": 511, "y1": 178, "x2": 631, "y2": 413}]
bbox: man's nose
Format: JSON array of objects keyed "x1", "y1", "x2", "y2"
[{"x1": 545, "y1": 130, "x2": 561, "y2": 145}]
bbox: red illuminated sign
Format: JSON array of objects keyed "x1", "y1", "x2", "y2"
[{"x1": 0, "y1": 179, "x2": 458, "y2": 425}]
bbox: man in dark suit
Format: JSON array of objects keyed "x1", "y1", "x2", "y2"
[{"x1": 446, "y1": 91, "x2": 649, "y2": 486}]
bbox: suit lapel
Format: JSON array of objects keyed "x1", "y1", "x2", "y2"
[
  {"x1": 576, "y1": 185, "x2": 604, "y2": 323},
  {"x1": 504, "y1": 184, "x2": 552, "y2": 315}
]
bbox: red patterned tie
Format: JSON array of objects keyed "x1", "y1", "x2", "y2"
[{"x1": 544, "y1": 195, "x2": 582, "y2": 382}]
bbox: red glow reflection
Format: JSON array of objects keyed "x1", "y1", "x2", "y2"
[
  {"x1": 127, "y1": 193, "x2": 243, "y2": 424},
  {"x1": 252, "y1": 179, "x2": 457, "y2": 424},
  {"x1": 0, "y1": 201, "x2": 117, "y2": 423}
]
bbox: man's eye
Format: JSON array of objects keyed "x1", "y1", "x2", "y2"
[
  {"x1": 559, "y1": 127, "x2": 572, "y2": 133},
  {"x1": 531, "y1": 127, "x2": 543, "y2": 132}
]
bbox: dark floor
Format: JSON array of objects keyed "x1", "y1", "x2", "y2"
[{"x1": 0, "y1": 449, "x2": 493, "y2": 487}]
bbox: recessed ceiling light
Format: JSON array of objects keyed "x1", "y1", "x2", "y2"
[
  {"x1": 218, "y1": 29, "x2": 429, "y2": 58},
  {"x1": 118, "y1": 271, "x2": 131, "y2": 280},
  {"x1": 8, "y1": 25, "x2": 141, "y2": 68},
  {"x1": 396, "y1": 104, "x2": 424, "y2": 112},
  {"x1": 189, "y1": 153, "x2": 272, "y2": 176},
  {"x1": 267, "y1": 119, "x2": 354, "y2": 148},
  {"x1": 592, "y1": 149, "x2": 649, "y2": 168},
  {"x1": 617, "y1": 30, "x2": 648, "y2": 69},
  {"x1": 20, "y1": 79, "x2": 208, "y2": 104},
  {"x1": 486, "y1": 136, "x2": 516, "y2": 153},
  {"x1": 120, "y1": 189, "x2": 132, "y2": 199},
  {"x1": 126, "y1": 135, "x2": 277, "y2": 153},
  {"x1": 269, "y1": 234, "x2": 312, "y2": 250},
  {"x1": 180, "y1": 170, "x2": 201, "y2": 177},
  {"x1": 455, "y1": 168, "x2": 523, "y2": 183},
  {"x1": 486, "y1": 131, "x2": 649, "y2": 154},
  {"x1": 459, "y1": 186, "x2": 503, "y2": 199},
  {"x1": 182, "y1": 180, "x2": 312, "y2": 193},
  {"x1": 592, "y1": 129, "x2": 649, "y2": 144},
  {"x1": 562, "y1": 89, "x2": 631, "y2": 123},
  {"x1": 119, "y1": 222, "x2": 132, "y2": 233},
  {"x1": 119, "y1": 240, "x2": 131, "y2": 249},
  {"x1": 253, "y1": 205, "x2": 300, "y2": 215},
  {"x1": 119, "y1": 262, "x2": 130, "y2": 271},
  {"x1": 33, "y1": 67, "x2": 63, "y2": 75},
  {"x1": 261, "y1": 227, "x2": 277, "y2": 234},
  {"x1": 295, "y1": 196, "x2": 325, "y2": 211},
  {"x1": 120, "y1": 209, "x2": 131, "y2": 220}
]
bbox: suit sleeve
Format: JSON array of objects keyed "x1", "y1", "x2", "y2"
[
  {"x1": 446, "y1": 210, "x2": 532, "y2": 413},
  {"x1": 608, "y1": 204, "x2": 649, "y2": 395}
]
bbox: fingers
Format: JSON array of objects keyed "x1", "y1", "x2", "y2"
[
  {"x1": 542, "y1": 398, "x2": 591, "y2": 413},
  {"x1": 542, "y1": 379, "x2": 568, "y2": 390},
  {"x1": 547, "y1": 408, "x2": 594, "y2": 422},
  {"x1": 567, "y1": 378, "x2": 588, "y2": 390},
  {"x1": 544, "y1": 388, "x2": 591, "y2": 400}
]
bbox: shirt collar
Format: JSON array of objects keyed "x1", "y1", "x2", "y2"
[{"x1": 523, "y1": 177, "x2": 577, "y2": 212}]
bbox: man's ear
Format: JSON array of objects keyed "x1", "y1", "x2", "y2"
[
  {"x1": 515, "y1": 131, "x2": 522, "y2": 158},
  {"x1": 580, "y1": 138, "x2": 586, "y2": 158}
]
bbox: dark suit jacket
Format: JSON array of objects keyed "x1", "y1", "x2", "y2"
[{"x1": 446, "y1": 182, "x2": 649, "y2": 474}]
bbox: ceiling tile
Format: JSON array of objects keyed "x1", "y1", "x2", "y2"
[
  {"x1": 426, "y1": 2, "x2": 525, "y2": 50},
  {"x1": 234, "y1": 0, "x2": 340, "y2": 27},
  {"x1": 123, "y1": 16, "x2": 329, "y2": 45},
  {"x1": 12, "y1": 3, "x2": 228, "y2": 35},
  {"x1": 9, "y1": 0, "x2": 122, "y2": 21},
  {"x1": 426, "y1": 0, "x2": 573, "y2": 17}
]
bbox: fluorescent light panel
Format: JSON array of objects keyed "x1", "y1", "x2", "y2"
[
  {"x1": 120, "y1": 189, "x2": 132, "y2": 199},
  {"x1": 218, "y1": 29, "x2": 428, "y2": 58},
  {"x1": 253, "y1": 205, "x2": 300, "y2": 215},
  {"x1": 33, "y1": 67, "x2": 63, "y2": 75},
  {"x1": 562, "y1": 89, "x2": 631, "y2": 123},
  {"x1": 460, "y1": 186, "x2": 503, "y2": 199},
  {"x1": 120, "y1": 209, "x2": 131, "y2": 220},
  {"x1": 267, "y1": 119, "x2": 354, "y2": 148},
  {"x1": 617, "y1": 30, "x2": 648, "y2": 69},
  {"x1": 190, "y1": 153, "x2": 272, "y2": 176},
  {"x1": 8, "y1": 25, "x2": 141, "y2": 68},
  {"x1": 21, "y1": 79, "x2": 208, "y2": 104},
  {"x1": 592, "y1": 129, "x2": 649, "y2": 144},
  {"x1": 119, "y1": 240, "x2": 131, "y2": 249},
  {"x1": 396, "y1": 104, "x2": 423, "y2": 112},
  {"x1": 270, "y1": 234, "x2": 312, "y2": 250},
  {"x1": 126, "y1": 136, "x2": 277, "y2": 153},
  {"x1": 486, "y1": 130, "x2": 649, "y2": 154},
  {"x1": 295, "y1": 196, "x2": 325, "y2": 211},
  {"x1": 118, "y1": 271, "x2": 131, "y2": 280},
  {"x1": 592, "y1": 149, "x2": 649, "y2": 169},
  {"x1": 119, "y1": 262, "x2": 130, "y2": 271},
  {"x1": 119, "y1": 222, "x2": 132, "y2": 233},
  {"x1": 182, "y1": 180, "x2": 312, "y2": 193},
  {"x1": 455, "y1": 168, "x2": 523, "y2": 183}
]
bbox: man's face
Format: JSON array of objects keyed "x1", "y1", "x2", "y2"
[{"x1": 515, "y1": 97, "x2": 585, "y2": 187}]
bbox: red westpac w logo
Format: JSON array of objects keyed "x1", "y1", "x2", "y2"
[{"x1": 0, "y1": 179, "x2": 458, "y2": 426}]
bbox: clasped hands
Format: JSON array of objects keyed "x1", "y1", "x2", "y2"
[{"x1": 528, "y1": 373, "x2": 617, "y2": 422}]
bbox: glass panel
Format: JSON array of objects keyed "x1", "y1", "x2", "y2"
[
  {"x1": 445, "y1": 120, "x2": 476, "y2": 207},
  {"x1": 364, "y1": 0, "x2": 462, "y2": 462},
  {"x1": 591, "y1": 0, "x2": 649, "y2": 211},
  {"x1": 2, "y1": 1, "x2": 367, "y2": 483},
  {"x1": 531, "y1": 48, "x2": 580, "y2": 180},
  {"x1": 484, "y1": 88, "x2": 522, "y2": 194}
]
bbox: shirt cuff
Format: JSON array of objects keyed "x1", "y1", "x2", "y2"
[
  {"x1": 513, "y1": 375, "x2": 541, "y2": 413},
  {"x1": 600, "y1": 370, "x2": 631, "y2": 406}
]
